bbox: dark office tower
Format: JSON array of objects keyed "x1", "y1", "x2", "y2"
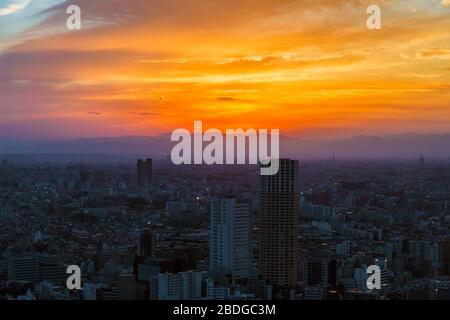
[
  {"x1": 80, "y1": 170, "x2": 88, "y2": 182},
  {"x1": 140, "y1": 229, "x2": 156, "y2": 257},
  {"x1": 137, "y1": 159, "x2": 152, "y2": 187},
  {"x1": 420, "y1": 154, "x2": 425, "y2": 165},
  {"x1": 259, "y1": 159, "x2": 299, "y2": 293}
]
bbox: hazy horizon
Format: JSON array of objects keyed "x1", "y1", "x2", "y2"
[
  {"x1": 2, "y1": 130, "x2": 450, "y2": 141},
  {"x1": 1, "y1": 132, "x2": 449, "y2": 158}
]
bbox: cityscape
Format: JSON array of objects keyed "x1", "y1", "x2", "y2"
[
  {"x1": 1, "y1": 155, "x2": 450, "y2": 300},
  {"x1": 1, "y1": 0, "x2": 450, "y2": 308}
]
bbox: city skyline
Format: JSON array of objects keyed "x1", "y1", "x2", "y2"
[
  {"x1": 1, "y1": 0, "x2": 450, "y2": 306},
  {"x1": 2, "y1": 156, "x2": 450, "y2": 301},
  {"x1": 1, "y1": 0, "x2": 450, "y2": 139}
]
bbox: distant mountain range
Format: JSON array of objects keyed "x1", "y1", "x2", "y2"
[{"x1": 1, "y1": 133, "x2": 450, "y2": 159}]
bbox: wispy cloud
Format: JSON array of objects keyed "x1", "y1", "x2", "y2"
[
  {"x1": 416, "y1": 49, "x2": 450, "y2": 59},
  {"x1": 0, "y1": 0, "x2": 31, "y2": 16},
  {"x1": 129, "y1": 112, "x2": 158, "y2": 116},
  {"x1": 217, "y1": 97, "x2": 236, "y2": 101}
]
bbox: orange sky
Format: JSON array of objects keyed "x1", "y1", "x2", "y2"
[{"x1": 1, "y1": 0, "x2": 450, "y2": 139}]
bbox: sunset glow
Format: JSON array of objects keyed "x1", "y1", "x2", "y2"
[{"x1": 1, "y1": 0, "x2": 450, "y2": 139}]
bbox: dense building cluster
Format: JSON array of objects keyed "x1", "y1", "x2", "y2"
[{"x1": 0, "y1": 156, "x2": 449, "y2": 300}]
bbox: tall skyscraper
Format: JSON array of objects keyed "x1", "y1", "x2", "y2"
[
  {"x1": 137, "y1": 159, "x2": 152, "y2": 187},
  {"x1": 259, "y1": 159, "x2": 299, "y2": 291},
  {"x1": 140, "y1": 229, "x2": 157, "y2": 257},
  {"x1": 209, "y1": 197, "x2": 251, "y2": 279}
]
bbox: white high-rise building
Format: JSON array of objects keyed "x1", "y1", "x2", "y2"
[
  {"x1": 209, "y1": 197, "x2": 251, "y2": 279},
  {"x1": 150, "y1": 271, "x2": 204, "y2": 300}
]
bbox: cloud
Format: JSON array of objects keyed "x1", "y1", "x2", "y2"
[
  {"x1": 416, "y1": 49, "x2": 450, "y2": 59},
  {"x1": 129, "y1": 112, "x2": 157, "y2": 116},
  {"x1": 217, "y1": 97, "x2": 236, "y2": 101},
  {"x1": 0, "y1": 49, "x2": 173, "y2": 83},
  {"x1": 0, "y1": 0, "x2": 31, "y2": 16},
  {"x1": 86, "y1": 112, "x2": 101, "y2": 116}
]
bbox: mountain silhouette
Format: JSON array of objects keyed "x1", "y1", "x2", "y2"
[{"x1": 1, "y1": 133, "x2": 450, "y2": 159}]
